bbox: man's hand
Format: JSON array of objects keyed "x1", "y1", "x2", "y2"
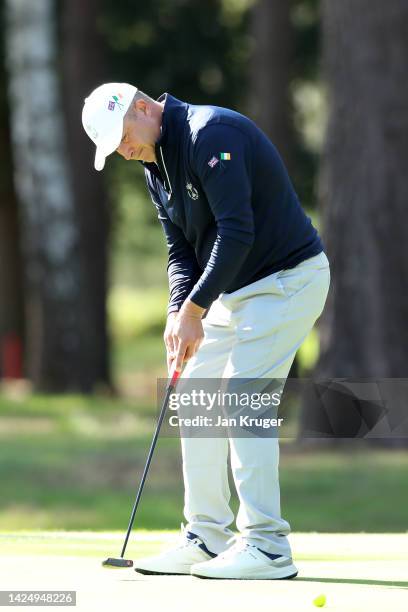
[
  {"x1": 163, "y1": 300, "x2": 206, "y2": 374},
  {"x1": 163, "y1": 312, "x2": 178, "y2": 375}
]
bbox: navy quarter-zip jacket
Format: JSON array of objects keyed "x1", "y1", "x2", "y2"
[{"x1": 141, "y1": 93, "x2": 324, "y2": 314}]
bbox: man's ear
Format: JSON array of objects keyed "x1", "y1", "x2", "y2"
[{"x1": 135, "y1": 99, "x2": 149, "y2": 116}]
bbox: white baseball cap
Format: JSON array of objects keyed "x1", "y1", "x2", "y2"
[{"x1": 82, "y1": 83, "x2": 137, "y2": 171}]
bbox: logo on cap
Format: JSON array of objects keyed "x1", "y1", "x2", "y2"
[{"x1": 108, "y1": 94, "x2": 124, "y2": 111}]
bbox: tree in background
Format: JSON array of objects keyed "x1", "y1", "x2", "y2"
[
  {"x1": 5, "y1": 0, "x2": 110, "y2": 391},
  {"x1": 247, "y1": 0, "x2": 295, "y2": 170},
  {"x1": 0, "y1": 2, "x2": 23, "y2": 378},
  {"x1": 304, "y1": 0, "x2": 408, "y2": 444},
  {"x1": 61, "y1": 0, "x2": 111, "y2": 391},
  {"x1": 248, "y1": 0, "x2": 321, "y2": 207},
  {"x1": 101, "y1": 0, "x2": 250, "y2": 108}
]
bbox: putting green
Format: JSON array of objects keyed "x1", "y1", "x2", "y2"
[{"x1": 0, "y1": 532, "x2": 407, "y2": 611}]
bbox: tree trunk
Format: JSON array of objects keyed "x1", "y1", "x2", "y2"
[
  {"x1": 60, "y1": 0, "x2": 111, "y2": 391},
  {"x1": 5, "y1": 0, "x2": 90, "y2": 391},
  {"x1": 0, "y1": 201, "x2": 24, "y2": 378},
  {"x1": 0, "y1": 7, "x2": 24, "y2": 378},
  {"x1": 247, "y1": 0, "x2": 295, "y2": 170},
  {"x1": 301, "y1": 0, "x2": 408, "y2": 446}
]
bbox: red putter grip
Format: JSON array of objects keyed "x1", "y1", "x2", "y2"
[{"x1": 170, "y1": 368, "x2": 180, "y2": 388}]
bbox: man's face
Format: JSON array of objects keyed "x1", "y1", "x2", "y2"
[{"x1": 116, "y1": 99, "x2": 159, "y2": 163}]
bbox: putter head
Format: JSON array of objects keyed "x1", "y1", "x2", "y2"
[{"x1": 102, "y1": 557, "x2": 133, "y2": 568}]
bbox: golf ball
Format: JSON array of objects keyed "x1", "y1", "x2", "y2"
[{"x1": 313, "y1": 594, "x2": 326, "y2": 607}]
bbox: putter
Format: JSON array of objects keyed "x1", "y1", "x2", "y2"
[{"x1": 102, "y1": 366, "x2": 181, "y2": 568}]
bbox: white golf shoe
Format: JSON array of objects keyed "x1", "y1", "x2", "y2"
[
  {"x1": 191, "y1": 541, "x2": 298, "y2": 580},
  {"x1": 134, "y1": 525, "x2": 216, "y2": 575}
]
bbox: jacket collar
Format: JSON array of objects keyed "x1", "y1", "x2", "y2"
[
  {"x1": 154, "y1": 92, "x2": 188, "y2": 152},
  {"x1": 141, "y1": 93, "x2": 188, "y2": 192}
]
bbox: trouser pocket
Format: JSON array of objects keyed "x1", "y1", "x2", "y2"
[{"x1": 276, "y1": 254, "x2": 330, "y2": 299}]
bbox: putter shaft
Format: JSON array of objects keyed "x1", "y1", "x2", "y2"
[{"x1": 119, "y1": 368, "x2": 181, "y2": 560}]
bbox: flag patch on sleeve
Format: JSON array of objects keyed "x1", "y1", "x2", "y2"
[
  {"x1": 220, "y1": 152, "x2": 231, "y2": 160},
  {"x1": 208, "y1": 156, "x2": 219, "y2": 168}
]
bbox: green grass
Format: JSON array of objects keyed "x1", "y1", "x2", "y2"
[
  {"x1": 0, "y1": 531, "x2": 407, "y2": 562},
  {"x1": 107, "y1": 285, "x2": 169, "y2": 388},
  {"x1": 281, "y1": 450, "x2": 408, "y2": 532},
  {"x1": 112, "y1": 333, "x2": 166, "y2": 383},
  {"x1": 1, "y1": 382, "x2": 406, "y2": 534},
  {"x1": 0, "y1": 430, "x2": 183, "y2": 531},
  {"x1": 0, "y1": 390, "x2": 407, "y2": 533},
  {"x1": 108, "y1": 286, "x2": 168, "y2": 340},
  {"x1": 0, "y1": 531, "x2": 169, "y2": 559}
]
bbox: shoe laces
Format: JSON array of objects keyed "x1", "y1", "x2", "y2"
[
  {"x1": 177, "y1": 523, "x2": 203, "y2": 549},
  {"x1": 219, "y1": 540, "x2": 257, "y2": 559}
]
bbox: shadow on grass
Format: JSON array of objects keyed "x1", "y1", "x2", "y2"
[
  {"x1": 295, "y1": 577, "x2": 408, "y2": 588},
  {"x1": 117, "y1": 576, "x2": 408, "y2": 588}
]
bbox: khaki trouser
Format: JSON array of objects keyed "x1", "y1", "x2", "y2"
[{"x1": 178, "y1": 251, "x2": 330, "y2": 556}]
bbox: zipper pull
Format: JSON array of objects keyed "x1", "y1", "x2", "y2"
[{"x1": 159, "y1": 146, "x2": 172, "y2": 197}]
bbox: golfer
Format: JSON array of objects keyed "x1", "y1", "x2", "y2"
[{"x1": 82, "y1": 83, "x2": 330, "y2": 580}]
